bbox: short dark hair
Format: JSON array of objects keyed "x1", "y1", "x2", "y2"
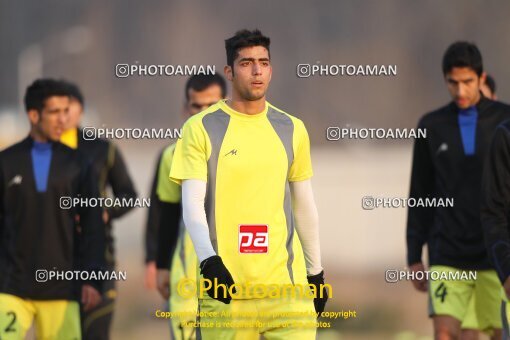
[
  {"x1": 442, "y1": 41, "x2": 483, "y2": 76},
  {"x1": 185, "y1": 74, "x2": 227, "y2": 102},
  {"x1": 24, "y1": 78, "x2": 70, "y2": 112},
  {"x1": 225, "y1": 29, "x2": 270, "y2": 68},
  {"x1": 485, "y1": 74, "x2": 496, "y2": 95},
  {"x1": 61, "y1": 80, "x2": 85, "y2": 106}
]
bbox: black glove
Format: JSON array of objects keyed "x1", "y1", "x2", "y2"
[
  {"x1": 307, "y1": 270, "x2": 328, "y2": 314},
  {"x1": 200, "y1": 255, "x2": 236, "y2": 304}
]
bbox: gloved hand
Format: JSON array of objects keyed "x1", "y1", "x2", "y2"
[
  {"x1": 307, "y1": 270, "x2": 328, "y2": 314},
  {"x1": 200, "y1": 255, "x2": 236, "y2": 304}
]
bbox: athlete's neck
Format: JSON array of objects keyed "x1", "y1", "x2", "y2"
[
  {"x1": 30, "y1": 129, "x2": 50, "y2": 143},
  {"x1": 228, "y1": 96, "x2": 266, "y2": 115}
]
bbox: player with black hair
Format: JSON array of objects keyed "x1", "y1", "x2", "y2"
[
  {"x1": 407, "y1": 42, "x2": 510, "y2": 339},
  {"x1": 170, "y1": 29, "x2": 328, "y2": 340},
  {"x1": 144, "y1": 74, "x2": 226, "y2": 339},
  {"x1": 0, "y1": 79, "x2": 105, "y2": 339},
  {"x1": 59, "y1": 80, "x2": 137, "y2": 340}
]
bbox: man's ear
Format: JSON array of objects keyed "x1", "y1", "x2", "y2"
[
  {"x1": 224, "y1": 65, "x2": 233, "y2": 81},
  {"x1": 479, "y1": 71, "x2": 487, "y2": 87},
  {"x1": 27, "y1": 109, "x2": 40, "y2": 125}
]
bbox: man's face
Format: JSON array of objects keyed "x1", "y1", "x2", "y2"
[
  {"x1": 185, "y1": 84, "x2": 223, "y2": 116},
  {"x1": 445, "y1": 67, "x2": 483, "y2": 109},
  {"x1": 64, "y1": 98, "x2": 83, "y2": 130},
  {"x1": 227, "y1": 46, "x2": 272, "y2": 101},
  {"x1": 29, "y1": 96, "x2": 69, "y2": 141}
]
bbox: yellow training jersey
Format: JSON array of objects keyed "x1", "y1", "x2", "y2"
[
  {"x1": 170, "y1": 99, "x2": 313, "y2": 291},
  {"x1": 156, "y1": 142, "x2": 198, "y2": 287},
  {"x1": 60, "y1": 128, "x2": 78, "y2": 149},
  {"x1": 157, "y1": 143, "x2": 181, "y2": 203}
]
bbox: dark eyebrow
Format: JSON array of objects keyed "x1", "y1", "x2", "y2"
[
  {"x1": 238, "y1": 57, "x2": 270, "y2": 63},
  {"x1": 447, "y1": 77, "x2": 474, "y2": 83}
]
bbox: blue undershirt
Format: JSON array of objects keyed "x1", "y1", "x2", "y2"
[
  {"x1": 31, "y1": 141, "x2": 52, "y2": 192},
  {"x1": 458, "y1": 106, "x2": 478, "y2": 156}
]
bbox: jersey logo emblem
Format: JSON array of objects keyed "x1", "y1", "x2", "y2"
[
  {"x1": 436, "y1": 143, "x2": 448, "y2": 156},
  {"x1": 224, "y1": 149, "x2": 238, "y2": 156},
  {"x1": 239, "y1": 225, "x2": 268, "y2": 253},
  {"x1": 8, "y1": 175, "x2": 22, "y2": 187}
]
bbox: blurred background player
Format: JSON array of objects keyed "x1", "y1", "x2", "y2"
[
  {"x1": 407, "y1": 42, "x2": 510, "y2": 339},
  {"x1": 170, "y1": 29, "x2": 328, "y2": 340},
  {"x1": 60, "y1": 80, "x2": 138, "y2": 340},
  {"x1": 0, "y1": 79, "x2": 104, "y2": 339},
  {"x1": 481, "y1": 74, "x2": 497, "y2": 100},
  {"x1": 481, "y1": 104, "x2": 510, "y2": 340},
  {"x1": 144, "y1": 73, "x2": 226, "y2": 339},
  {"x1": 480, "y1": 67, "x2": 510, "y2": 339}
]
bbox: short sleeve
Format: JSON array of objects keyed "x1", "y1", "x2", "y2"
[
  {"x1": 169, "y1": 117, "x2": 209, "y2": 185},
  {"x1": 156, "y1": 144, "x2": 181, "y2": 203},
  {"x1": 288, "y1": 119, "x2": 313, "y2": 182}
]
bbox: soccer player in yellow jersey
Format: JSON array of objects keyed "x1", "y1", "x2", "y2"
[
  {"x1": 170, "y1": 29, "x2": 328, "y2": 340},
  {"x1": 147, "y1": 74, "x2": 226, "y2": 340}
]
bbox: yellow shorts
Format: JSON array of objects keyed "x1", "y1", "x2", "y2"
[
  {"x1": 0, "y1": 293, "x2": 81, "y2": 340},
  {"x1": 428, "y1": 265, "x2": 502, "y2": 334},
  {"x1": 169, "y1": 229, "x2": 199, "y2": 340},
  {"x1": 196, "y1": 296, "x2": 316, "y2": 340}
]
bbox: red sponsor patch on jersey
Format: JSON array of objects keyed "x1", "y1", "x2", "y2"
[{"x1": 239, "y1": 225, "x2": 268, "y2": 253}]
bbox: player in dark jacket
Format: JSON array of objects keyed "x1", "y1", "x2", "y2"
[
  {"x1": 407, "y1": 42, "x2": 510, "y2": 339},
  {"x1": 60, "y1": 81, "x2": 137, "y2": 340},
  {"x1": 481, "y1": 118, "x2": 510, "y2": 338},
  {"x1": 0, "y1": 79, "x2": 104, "y2": 339}
]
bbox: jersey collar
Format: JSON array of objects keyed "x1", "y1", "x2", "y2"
[{"x1": 218, "y1": 99, "x2": 268, "y2": 121}]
